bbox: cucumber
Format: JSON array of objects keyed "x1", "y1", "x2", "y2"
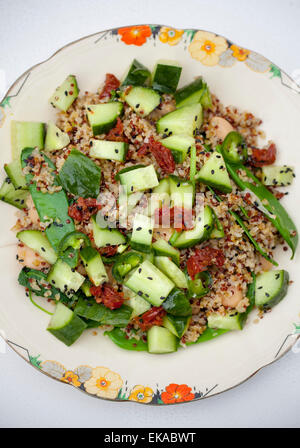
[
  {"x1": 0, "y1": 177, "x2": 28, "y2": 209},
  {"x1": 162, "y1": 288, "x2": 192, "y2": 316},
  {"x1": 90, "y1": 140, "x2": 128, "y2": 162},
  {"x1": 207, "y1": 312, "x2": 245, "y2": 331},
  {"x1": 169, "y1": 175, "x2": 194, "y2": 210},
  {"x1": 210, "y1": 215, "x2": 225, "y2": 239},
  {"x1": 172, "y1": 205, "x2": 214, "y2": 249},
  {"x1": 119, "y1": 164, "x2": 159, "y2": 193},
  {"x1": 49, "y1": 75, "x2": 79, "y2": 112},
  {"x1": 163, "y1": 315, "x2": 191, "y2": 338},
  {"x1": 80, "y1": 246, "x2": 108, "y2": 286},
  {"x1": 152, "y1": 61, "x2": 182, "y2": 94},
  {"x1": 157, "y1": 103, "x2": 203, "y2": 137},
  {"x1": 17, "y1": 230, "x2": 57, "y2": 265},
  {"x1": 4, "y1": 160, "x2": 27, "y2": 189},
  {"x1": 47, "y1": 302, "x2": 87, "y2": 346},
  {"x1": 125, "y1": 260, "x2": 175, "y2": 307},
  {"x1": 11, "y1": 120, "x2": 45, "y2": 161},
  {"x1": 131, "y1": 213, "x2": 154, "y2": 253},
  {"x1": 255, "y1": 269, "x2": 289, "y2": 310},
  {"x1": 154, "y1": 256, "x2": 188, "y2": 289},
  {"x1": 81, "y1": 279, "x2": 93, "y2": 297},
  {"x1": 87, "y1": 102, "x2": 123, "y2": 136},
  {"x1": 153, "y1": 177, "x2": 170, "y2": 195},
  {"x1": 47, "y1": 259, "x2": 85, "y2": 297},
  {"x1": 44, "y1": 122, "x2": 70, "y2": 151},
  {"x1": 261, "y1": 166, "x2": 295, "y2": 187},
  {"x1": 74, "y1": 296, "x2": 132, "y2": 327},
  {"x1": 195, "y1": 152, "x2": 232, "y2": 193},
  {"x1": 121, "y1": 59, "x2": 151, "y2": 86},
  {"x1": 201, "y1": 84, "x2": 213, "y2": 109},
  {"x1": 152, "y1": 239, "x2": 180, "y2": 265},
  {"x1": 174, "y1": 77, "x2": 204, "y2": 108},
  {"x1": 124, "y1": 86, "x2": 161, "y2": 116},
  {"x1": 160, "y1": 134, "x2": 195, "y2": 163},
  {"x1": 123, "y1": 287, "x2": 151, "y2": 317},
  {"x1": 147, "y1": 177, "x2": 170, "y2": 216},
  {"x1": 92, "y1": 216, "x2": 126, "y2": 247},
  {"x1": 147, "y1": 325, "x2": 177, "y2": 354}
]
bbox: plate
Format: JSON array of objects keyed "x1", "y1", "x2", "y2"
[{"x1": 1, "y1": 24, "x2": 300, "y2": 405}]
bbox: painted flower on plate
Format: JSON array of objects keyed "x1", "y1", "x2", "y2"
[
  {"x1": 230, "y1": 44, "x2": 250, "y2": 62},
  {"x1": 118, "y1": 26, "x2": 152, "y2": 46},
  {"x1": 129, "y1": 385, "x2": 154, "y2": 403},
  {"x1": 161, "y1": 383, "x2": 195, "y2": 404},
  {"x1": 41, "y1": 360, "x2": 66, "y2": 379},
  {"x1": 159, "y1": 27, "x2": 184, "y2": 46},
  {"x1": 189, "y1": 31, "x2": 228, "y2": 66},
  {"x1": 61, "y1": 371, "x2": 81, "y2": 387},
  {"x1": 245, "y1": 51, "x2": 270, "y2": 73},
  {"x1": 84, "y1": 366, "x2": 123, "y2": 399}
]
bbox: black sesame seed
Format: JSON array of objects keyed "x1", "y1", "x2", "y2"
[
  {"x1": 211, "y1": 170, "x2": 215, "y2": 174},
  {"x1": 147, "y1": 277, "x2": 153, "y2": 280},
  {"x1": 115, "y1": 149, "x2": 119, "y2": 153},
  {"x1": 41, "y1": 247, "x2": 46, "y2": 252},
  {"x1": 136, "y1": 227, "x2": 142, "y2": 231},
  {"x1": 148, "y1": 229, "x2": 152, "y2": 234}
]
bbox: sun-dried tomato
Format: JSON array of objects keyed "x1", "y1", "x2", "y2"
[
  {"x1": 90, "y1": 283, "x2": 124, "y2": 310},
  {"x1": 154, "y1": 206, "x2": 194, "y2": 230},
  {"x1": 132, "y1": 306, "x2": 166, "y2": 331},
  {"x1": 187, "y1": 247, "x2": 225, "y2": 279},
  {"x1": 98, "y1": 245, "x2": 119, "y2": 257},
  {"x1": 68, "y1": 197, "x2": 101, "y2": 222},
  {"x1": 106, "y1": 117, "x2": 129, "y2": 143},
  {"x1": 250, "y1": 143, "x2": 276, "y2": 167},
  {"x1": 138, "y1": 136, "x2": 175, "y2": 173},
  {"x1": 99, "y1": 73, "x2": 120, "y2": 99}
]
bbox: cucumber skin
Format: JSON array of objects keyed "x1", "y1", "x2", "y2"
[
  {"x1": 175, "y1": 77, "x2": 204, "y2": 108},
  {"x1": 255, "y1": 270, "x2": 289, "y2": 310},
  {"x1": 147, "y1": 326, "x2": 178, "y2": 354},
  {"x1": 130, "y1": 240, "x2": 152, "y2": 253},
  {"x1": 152, "y1": 64, "x2": 182, "y2": 94},
  {"x1": 121, "y1": 59, "x2": 151, "y2": 87},
  {"x1": 48, "y1": 313, "x2": 87, "y2": 346}
]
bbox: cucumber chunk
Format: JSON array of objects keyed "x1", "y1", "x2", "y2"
[
  {"x1": 154, "y1": 256, "x2": 188, "y2": 289},
  {"x1": 152, "y1": 239, "x2": 180, "y2": 265},
  {"x1": 162, "y1": 288, "x2": 192, "y2": 316},
  {"x1": 163, "y1": 315, "x2": 191, "y2": 338},
  {"x1": 169, "y1": 175, "x2": 194, "y2": 210},
  {"x1": 124, "y1": 86, "x2": 160, "y2": 116},
  {"x1": 207, "y1": 312, "x2": 245, "y2": 331},
  {"x1": 175, "y1": 77, "x2": 204, "y2": 108},
  {"x1": 47, "y1": 302, "x2": 87, "y2": 346},
  {"x1": 123, "y1": 287, "x2": 151, "y2": 317},
  {"x1": 80, "y1": 246, "x2": 108, "y2": 286},
  {"x1": 195, "y1": 151, "x2": 232, "y2": 193},
  {"x1": 121, "y1": 59, "x2": 151, "y2": 86},
  {"x1": 45, "y1": 122, "x2": 70, "y2": 151},
  {"x1": 147, "y1": 325, "x2": 177, "y2": 354},
  {"x1": 255, "y1": 269, "x2": 289, "y2": 310},
  {"x1": 87, "y1": 102, "x2": 123, "y2": 136},
  {"x1": 119, "y1": 164, "x2": 159, "y2": 193},
  {"x1": 11, "y1": 120, "x2": 45, "y2": 161},
  {"x1": 153, "y1": 177, "x2": 170, "y2": 195},
  {"x1": 47, "y1": 259, "x2": 85, "y2": 297},
  {"x1": 172, "y1": 205, "x2": 214, "y2": 248},
  {"x1": 90, "y1": 140, "x2": 128, "y2": 162},
  {"x1": 81, "y1": 279, "x2": 93, "y2": 297},
  {"x1": 152, "y1": 61, "x2": 182, "y2": 94},
  {"x1": 92, "y1": 216, "x2": 126, "y2": 247},
  {"x1": 157, "y1": 103, "x2": 202, "y2": 137},
  {"x1": 0, "y1": 177, "x2": 28, "y2": 209},
  {"x1": 261, "y1": 166, "x2": 295, "y2": 187},
  {"x1": 125, "y1": 260, "x2": 175, "y2": 307},
  {"x1": 4, "y1": 159, "x2": 27, "y2": 189},
  {"x1": 17, "y1": 230, "x2": 57, "y2": 264},
  {"x1": 131, "y1": 213, "x2": 154, "y2": 253},
  {"x1": 49, "y1": 75, "x2": 79, "y2": 112},
  {"x1": 160, "y1": 134, "x2": 195, "y2": 163}
]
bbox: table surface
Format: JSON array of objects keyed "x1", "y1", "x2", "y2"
[{"x1": 1, "y1": 0, "x2": 300, "y2": 429}]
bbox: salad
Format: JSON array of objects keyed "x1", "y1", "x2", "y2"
[{"x1": 1, "y1": 59, "x2": 297, "y2": 354}]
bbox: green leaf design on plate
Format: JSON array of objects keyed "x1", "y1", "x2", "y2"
[
  {"x1": 270, "y1": 64, "x2": 281, "y2": 79},
  {"x1": 293, "y1": 323, "x2": 300, "y2": 334},
  {"x1": 185, "y1": 29, "x2": 197, "y2": 42},
  {"x1": 29, "y1": 355, "x2": 42, "y2": 369},
  {"x1": 0, "y1": 97, "x2": 11, "y2": 108}
]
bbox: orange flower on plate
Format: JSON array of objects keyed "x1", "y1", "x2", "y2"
[
  {"x1": 159, "y1": 27, "x2": 184, "y2": 46},
  {"x1": 161, "y1": 383, "x2": 195, "y2": 404},
  {"x1": 230, "y1": 44, "x2": 250, "y2": 61},
  {"x1": 118, "y1": 26, "x2": 152, "y2": 46},
  {"x1": 61, "y1": 371, "x2": 81, "y2": 387}
]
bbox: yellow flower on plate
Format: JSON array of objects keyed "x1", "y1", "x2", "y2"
[
  {"x1": 61, "y1": 371, "x2": 81, "y2": 387},
  {"x1": 230, "y1": 44, "x2": 250, "y2": 62},
  {"x1": 129, "y1": 385, "x2": 154, "y2": 403},
  {"x1": 189, "y1": 31, "x2": 228, "y2": 66},
  {"x1": 159, "y1": 27, "x2": 184, "y2": 46},
  {"x1": 84, "y1": 367, "x2": 123, "y2": 399}
]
